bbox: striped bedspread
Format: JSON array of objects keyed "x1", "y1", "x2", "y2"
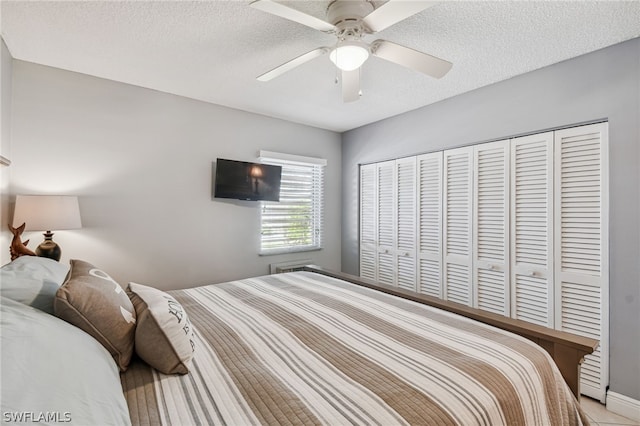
[{"x1": 121, "y1": 271, "x2": 588, "y2": 425}]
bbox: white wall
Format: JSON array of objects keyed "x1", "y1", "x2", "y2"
[
  {"x1": 0, "y1": 38, "x2": 13, "y2": 265},
  {"x1": 342, "y1": 38, "x2": 640, "y2": 401},
  {"x1": 9, "y1": 60, "x2": 342, "y2": 290}
]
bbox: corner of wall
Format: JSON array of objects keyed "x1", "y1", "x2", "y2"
[{"x1": 1, "y1": 36, "x2": 14, "y2": 266}]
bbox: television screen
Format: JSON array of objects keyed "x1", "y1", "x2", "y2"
[{"x1": 214, "y1": 158, "x2": 281, "y2": 202}]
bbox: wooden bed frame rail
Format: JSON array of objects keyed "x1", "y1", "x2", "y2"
[{"x1": 302, "y1": 265, "x2": 598, "y2": 399}]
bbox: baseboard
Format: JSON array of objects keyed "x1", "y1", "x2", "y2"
[{"x1": 606, "y1": 391, "x2": 640, "y2": 422}]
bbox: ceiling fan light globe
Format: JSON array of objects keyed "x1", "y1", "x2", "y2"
[{"x1": 330, "y1": 44, "x2": 369, "y2": 71}]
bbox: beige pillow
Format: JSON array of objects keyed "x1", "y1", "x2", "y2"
[
  {"x1": 127, "y1": 282, "x2": 195, "y2": 375},
  {"x1": 54, "y1": 259, "x2": 136, "y2": 371}
]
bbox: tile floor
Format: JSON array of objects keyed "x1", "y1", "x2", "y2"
[{"x1": 581, "y1": 397, "x2": 640, "y2": 426}]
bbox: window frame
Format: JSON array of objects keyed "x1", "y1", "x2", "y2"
[{"x1": 258, "y1": 150, "x2": 326, "y2": 255}]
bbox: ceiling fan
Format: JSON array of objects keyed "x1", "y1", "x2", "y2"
[{"x1": 250, "y1": 0, "x2": 452, "y2": 102}]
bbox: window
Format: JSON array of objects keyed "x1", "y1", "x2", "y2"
[{"x1": 259, "y1": 151, "x2": 326, "y2": 255}]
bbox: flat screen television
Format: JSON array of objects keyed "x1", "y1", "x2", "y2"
[{"x1": 213, "y1": 158, "x2": 282, "y2": 202}]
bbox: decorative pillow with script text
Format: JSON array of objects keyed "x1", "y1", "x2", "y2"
[{"x1": 127, "y1": 282, "x2": 195, "y2": 375}]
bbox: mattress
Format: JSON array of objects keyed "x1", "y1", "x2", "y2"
[{"x1": 121, "y1": 271, "x2": 588, "y2": 425}]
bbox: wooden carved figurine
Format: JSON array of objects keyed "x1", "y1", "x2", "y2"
[{"x1": 9, "y1": 223, "x2": 36, "y2": 261}]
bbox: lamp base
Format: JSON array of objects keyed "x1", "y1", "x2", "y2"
[{"x1": 36, "y1": 231, "x2": 61, "y2": 261}]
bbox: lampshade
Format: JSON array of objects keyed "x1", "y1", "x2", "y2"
[
  {"x1": 13, "y1": 195, "x2": 82, "y2": 231},
  {"x1": 329, "y1": 41, "x2": 369, "y2": 71},
  {"x1": 250, "y1": 165, "x2": 264, "y2": 178}
]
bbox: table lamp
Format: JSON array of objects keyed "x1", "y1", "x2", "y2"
[{"x1": 12, "y1": 195, "x2": 82, "y2": 261}]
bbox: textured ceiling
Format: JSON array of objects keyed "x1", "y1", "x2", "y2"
[{"x1": 1, "y1": 1, "x2": 639, "y2": 132}]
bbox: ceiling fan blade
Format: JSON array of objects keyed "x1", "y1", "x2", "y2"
[
  {"x1": 257, "y1": 47, "x2": 330, "y2": 81},
  {"x1": 342, "y1": 69, "x2": 360, "y2": 103},
  {"x1": 363, "y1": 1, "x2": 438, "y2": 33},
  {"x1": 250, "y1": 0, "x2": 336, "y2": 32},
  {"x1": 371, "y1": 39, "x2": 452, "y2": 79}
]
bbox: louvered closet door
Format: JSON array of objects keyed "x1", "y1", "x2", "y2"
[
  {"x1": 554, "y1": 123, "x2": 608, "y2": 402},
  {"x1": 473, "y1": 141, "x2": 510, "y2": 315},
  {"x1": 510, "y1": 132, "x2": 554, "y2": 327},
  {"x1": 396, "y1": 158, "x2": 417, "y2": 291},
  {"x1": 443, "y1": 147, "x2": 473, "y2": 305},
  {"x1": 417, "y1": 152, "x2": 443, "y2": 298},
  {"x1": 360, "y1": 164, "x2": 377, "y2": 281},
  {"x1": 376, "y1": 161, "x2": 396, "y2": 286}
]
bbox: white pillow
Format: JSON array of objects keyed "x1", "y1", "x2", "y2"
[
  {"x1": 0, "y1": 256, "x2": 70, "y2": 314},
  {"x1": 0, "y1": 296, "x2": 131, "y2": 425}
]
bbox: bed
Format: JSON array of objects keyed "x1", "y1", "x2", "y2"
[{"x1": 1, "y1": 256, "x2": 596, "y2": 425}]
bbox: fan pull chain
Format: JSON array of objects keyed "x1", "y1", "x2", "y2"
[{"x1": 334, "y1": 40, "x2": 340, "y2": 85}]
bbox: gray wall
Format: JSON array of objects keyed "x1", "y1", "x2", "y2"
[
  {"x1": 342, "y1": 38, "x2": 640, "y2": 400},
  {"x1": 0, "y1": 38, "x2": 12, "y2": 265},
  {"x1": 9, "y1": 60, "x2": 342, "y2": 290}
]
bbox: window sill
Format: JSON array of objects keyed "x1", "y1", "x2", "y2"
[{"x1": 259, "y1": 247, "x2": 322, "y2": 256}]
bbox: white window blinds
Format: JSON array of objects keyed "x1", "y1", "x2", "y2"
[{"x1": 259, "y1": 151, "x2": 326, "y2": 255}]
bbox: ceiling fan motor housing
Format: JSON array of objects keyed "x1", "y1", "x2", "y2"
[{"x1": 327, "y1": 0, "x2": 375, "y2": 41}]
